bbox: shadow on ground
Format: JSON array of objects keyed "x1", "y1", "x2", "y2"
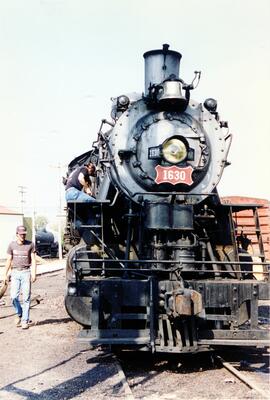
[{"x1": 1, "y1": 351, "x2": 121, "y2": 399}]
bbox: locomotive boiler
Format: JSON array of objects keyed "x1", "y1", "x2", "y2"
[{"x1": 64, "y1": 44, "x2": 269, "y2": 353}]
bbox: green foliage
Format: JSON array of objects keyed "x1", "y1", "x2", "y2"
[
  {"x1": 35, "y1": 215, "x2": 48, "y2": 230},
  {"x1": 23, "y1": 217, "x2": 33, "y2": 241}
]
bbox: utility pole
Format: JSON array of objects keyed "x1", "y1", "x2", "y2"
[
  {"x1": 18, "y1": 185, "x2": 27, "y2": 214},
  {"x1": 32, "y1": 209, "x2": 36, "y2": 244},
  {"x1": 50, "y1": 163, "x2": 64, "y2": 213},
  {"x1": 50, "y1": 163, "x2": 65, "y2": 260}
]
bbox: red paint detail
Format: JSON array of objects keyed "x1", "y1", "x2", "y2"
[
  {"x1": 221, "y1": 196, "x2": 270, "y2": 260},
  {"x1": 155, "y1": 165, "x2": 194, "y2": 186}
]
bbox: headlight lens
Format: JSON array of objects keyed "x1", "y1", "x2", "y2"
[{"x1": 162, "y1": 137, "x2": 187, "y2": 164}]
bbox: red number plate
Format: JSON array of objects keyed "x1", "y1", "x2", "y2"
[{"x1": 155, "y1": 165, "x2": 194, "y2": 186}]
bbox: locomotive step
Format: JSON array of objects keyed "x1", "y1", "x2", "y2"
[{"x1": 77, "y1": 328, "x2": 150, "y2": 345}]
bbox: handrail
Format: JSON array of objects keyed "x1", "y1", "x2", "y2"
[{"x1": 73, "y1": 257, "x2": 270, "y2": 266}]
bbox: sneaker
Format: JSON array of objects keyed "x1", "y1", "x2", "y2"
[
  {"x1": 15, "y1": 316, "x2": 21, "y2": 327},
  {"x1": 21, "y1": 321, "x2": 29, "y2": 330}
]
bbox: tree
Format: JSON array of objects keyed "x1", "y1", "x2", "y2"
[{"x1": 35, "y1": 215, "x2": 48, "y2": 230}]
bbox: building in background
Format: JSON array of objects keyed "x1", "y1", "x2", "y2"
[
  {"x1": 221, "y1": 197, "x2": 270, "y2": 261},
  {"x1": 0, "y1": 206, "x2": 23, "y2": 259}
]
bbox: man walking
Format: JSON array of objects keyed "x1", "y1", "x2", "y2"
[{"x1": 4, "y1": 225, "x2": 36, "y2": 329}]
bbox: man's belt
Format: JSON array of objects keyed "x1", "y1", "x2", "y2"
[{"x1": 13, "y1": 267, "x2": 30, "y2": 271}]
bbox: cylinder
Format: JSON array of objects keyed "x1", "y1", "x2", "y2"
[
  {"x1": 143, "y1": 44, "x2": 182, "y2": 94},
  {"x1": 145, "y1": 202, "x2": 193, "y2": 230}
]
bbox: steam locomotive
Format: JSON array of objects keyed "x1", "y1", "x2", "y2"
[
  {"x1": 64, "y1": 44, "x2": 269, "y2": 353},
  {"x1": 36, "y1": 229, "x2": 58, "y2": 258}
]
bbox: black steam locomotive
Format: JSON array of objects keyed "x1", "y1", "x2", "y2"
[
  {"x1": 36, "y1": 229, "x2": 58, "y2": 258},
  {"x1": 64, "y1": 44, "x2": 269, "y2": 353}
]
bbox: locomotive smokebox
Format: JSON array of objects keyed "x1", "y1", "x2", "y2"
[{"x1": 143, "y1": 44, "x2": 182, "y2": 94}]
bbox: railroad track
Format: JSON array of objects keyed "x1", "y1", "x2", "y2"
[
  {"x1": 215, "y1": 354, "x2": 269, "y2": 399},
  {"x1": 112, "y1": 348, "x2": 269, "y2": 399},
  {"x1": 112, "y1": 354, "x2": 135, "y2": 400}
]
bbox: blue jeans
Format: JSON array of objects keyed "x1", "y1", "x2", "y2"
[
  {"x1": 65, "y1": 187, "x2": 95, "y2": 202},
  {"x1": 10, "y1": 269, "x2": 31, "y2": 322}
]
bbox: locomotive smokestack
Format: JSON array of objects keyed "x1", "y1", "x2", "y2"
[{"x1": 143, "y1": 44, "x2": 182, "y2": 95}]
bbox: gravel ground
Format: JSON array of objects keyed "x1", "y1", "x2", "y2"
[
  {"x1": 0, "y1": 271, "x2": 127, "y2": 400},
  {"x1": 0, "y1": 271, "x2": 269, "y2": 400},
  {"x1": 119, "y1": 350, "x2": 269, "y2": 400}
]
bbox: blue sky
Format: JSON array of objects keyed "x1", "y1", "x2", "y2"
[{"x1": 0, "y1": 0, "x2": 269, "y2": 219}]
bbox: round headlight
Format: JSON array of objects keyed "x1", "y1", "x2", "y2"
[{"x1": 162, "y1": 137, "x2": 187, "y2": 164}]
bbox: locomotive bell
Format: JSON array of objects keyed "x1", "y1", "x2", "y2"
[{"x1": 157, "y1": 80, "x2": 188, "y2": 110}]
